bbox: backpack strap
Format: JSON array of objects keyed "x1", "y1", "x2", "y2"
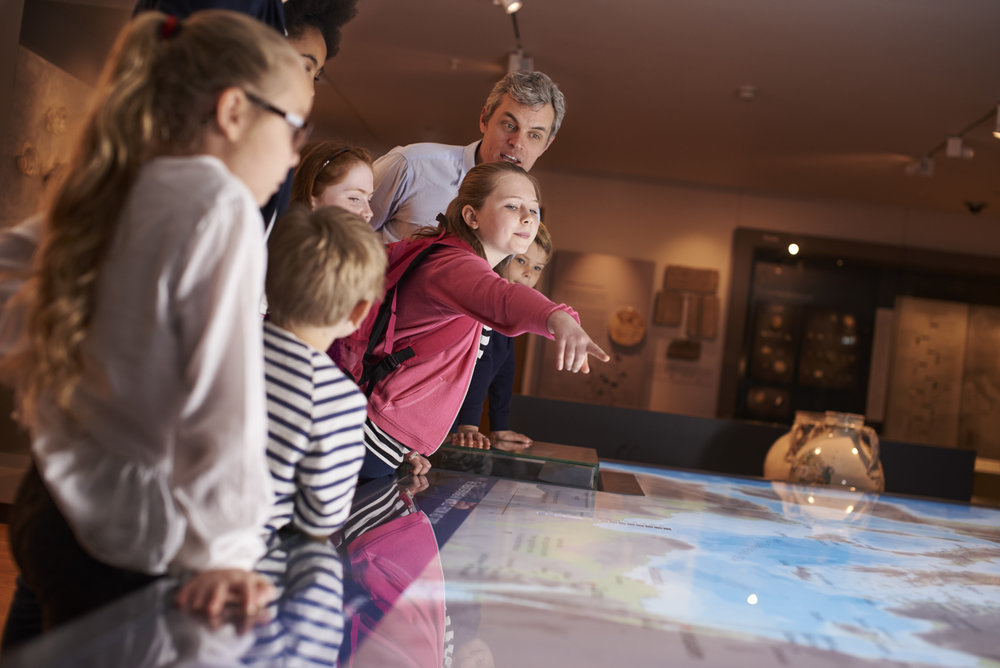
[{"x1": 357, "y1": 242, "x2": 442, "y2": 397}]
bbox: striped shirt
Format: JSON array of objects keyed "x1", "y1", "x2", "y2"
[
  {"x1": 339, "y1": 480, "x2": 415, "y2": 547},
  {"x1": 478, "y1": 326, "x2": 492, "y2": 359},
  {"x1": 244, "y1": 536, "x2": 345, "y2": 667},
  {"x1": 362, "y1": 416, "x2": 409, "y2": 470},
  {"x1": 264, "y1": 322, "x2": 366, "y2": 537}
]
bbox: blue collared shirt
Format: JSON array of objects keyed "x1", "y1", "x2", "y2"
[{"x1": 369, "y1": 141, "x2": 479, "y2": 243}]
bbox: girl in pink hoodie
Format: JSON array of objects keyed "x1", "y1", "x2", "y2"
[{"x1": 339, "y1": 162, "x2": 608, "y2": 479}]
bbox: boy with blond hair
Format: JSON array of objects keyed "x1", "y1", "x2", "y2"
[{"x1": 263, "y1": 205, "x2": 386, "y2": 538}]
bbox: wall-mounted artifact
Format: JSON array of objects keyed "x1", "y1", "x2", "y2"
[
  {"x1": 687, "y1": 294, "x2": 720, "y2": 340},
  {"x1": 44, "y1": 106, "x2": 68, "y2": 136},
  {"x1": 16, "y1": 142, "x2": 40, "y2": 177},
  {"x1": 608, "y1": 306, "x2": 646, "y2": 347},
  {"x1": 654, "y1": 290, "x2": 683, "y2": 326},
  {"x1": 666, "y1": 339, "x2": 701, "y2": 360},
  {"x1": 663, "y1": 265, "x2": 719, "y2": 294}
]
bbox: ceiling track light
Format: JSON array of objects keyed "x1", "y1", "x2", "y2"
[
  {"x1": 906, "y1": 104, "x2": 998, "y2": 175},
  {"x1": 904, "y1": 156, "x2": 935, "y2": 177},
  {"x1": 945, "y1": 136, "x2": 974, "y2": 159},
  {"x1": 507, "y1": 49, "x2": 533, "y2": 73},
  {"x1": 494, "y1": 0, "x2": 523, "y2": 14}
]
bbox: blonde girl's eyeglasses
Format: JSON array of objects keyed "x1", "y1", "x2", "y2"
[{"x1": 243, "y1": 90, "x2": 313, "y2": 150}]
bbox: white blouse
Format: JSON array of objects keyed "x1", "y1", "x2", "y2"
[{"x1": 34, "y1": 155, "x2": 272, "y2": 575}]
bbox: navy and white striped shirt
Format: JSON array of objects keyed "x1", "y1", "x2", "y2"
[
  {"x1": 264, "y1": 322, "x2": 366, "y2": 537},
  {"x1": 244, "y1": 536, "x2": 345, "y2": 667}
]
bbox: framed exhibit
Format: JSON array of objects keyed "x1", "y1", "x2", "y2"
[{"x1": 528, "y1": 250, "x2": 655, "y2": 409}]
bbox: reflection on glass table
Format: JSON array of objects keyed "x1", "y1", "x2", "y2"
[
  {"x1": 3, "y1": 466, "x2": 999, "y2": 667},
  {"x1": 337, "y1": 475, "x2": 448, "y2": 667},
  {"x1": 429, "y1": 440, "x2": 599, "y2": 490},
  {"x1": 1, "y1": 530, "x2": 345, "y2": 667},
  {"x1": 350, "y1": 467, "x2": 1000, "y2": 667}
]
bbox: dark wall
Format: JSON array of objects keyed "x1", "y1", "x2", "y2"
[
  {"x1": 509, "y1": 395, "x2": 976, "y2": 502},
  {"x1": 1, "y1": 0, "x2": 26, "y2": 157},
  {"x1": 19, "y1": 1, "x2": 128, "y2": 86}
]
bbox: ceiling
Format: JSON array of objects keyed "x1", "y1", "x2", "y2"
[{"x1": 22, "y1": 0, "x2": 1000, "y2": 217}]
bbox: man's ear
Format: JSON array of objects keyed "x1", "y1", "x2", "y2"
[
  {"x1": 479, "y1": 105, "x2": 489, "y2": 134},
  {"x1": 349, "y1": 300, "x2": 372, "y2": 328},
  {"x1": 462, "y1": 204, "x2": 478, "y2": 229},
  {"x1": 214, "y1": 87, "x2": 249, "y2": 141}
]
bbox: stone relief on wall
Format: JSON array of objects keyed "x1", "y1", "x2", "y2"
[{"x1": 1, "y1": 47, "x2": 90, "y2": 227}]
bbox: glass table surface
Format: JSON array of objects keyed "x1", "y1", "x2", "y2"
[
  {"x1": 429, "y1": 440, "x2": 600, "y2": 490},
  {"x1": 3, "y1": 465, "x2": 999, "y2": 667}
]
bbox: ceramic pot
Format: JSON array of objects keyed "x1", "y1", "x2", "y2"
[
  {"x1": 788, "y1": 411, "x2": 885, "y2": 493},
  {"x1": 763, "y1": 411, "x2": 825, "y2": 481}
]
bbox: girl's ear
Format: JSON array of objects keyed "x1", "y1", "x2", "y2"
[
  {"x1": 309, "y1": 195, "x2": 320, "y2": 210},
  {"x1": 215, "y1": 87, "x2": 249, "y2": 142},
  {"x1": 461, "y1": 204, "x2": 478, "y2": 229}
]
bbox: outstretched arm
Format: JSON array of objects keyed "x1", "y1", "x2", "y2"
[{"x1": 546, "y1": 310, "x2": 610, "y2": 374}]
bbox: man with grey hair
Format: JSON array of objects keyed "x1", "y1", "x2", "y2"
[{"x1": 368, "y1": 70, "x2": 566, "y2": 243}]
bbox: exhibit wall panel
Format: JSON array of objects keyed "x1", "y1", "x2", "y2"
[{"x1": 531, "y1": 169, "x2": 1000, "y2": 417}]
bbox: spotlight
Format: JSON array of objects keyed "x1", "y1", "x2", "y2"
[
  {"x1": 904, "y1": 156, "x2": 934, "y2": 177},
  {"x1": 507, "y1": 50, "x2": 533, "y2": 73},
  {"x1": 946, "y1": 136, "x2": 974, "y2": 159},
  {"x1": 787, "y1": 243, "x2": 800, "y2": 256},
  {"x1": 494, "y1": 0, "x2": 522, "y2": 13}
]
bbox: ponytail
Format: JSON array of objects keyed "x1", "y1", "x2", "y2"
[{"x1": 8, "y1": 10, "x2": 300, "y2": 424}]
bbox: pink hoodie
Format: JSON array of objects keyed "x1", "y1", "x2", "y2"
[{"x1": 339, "y1": 233, "x2": 576, "y2": 454}]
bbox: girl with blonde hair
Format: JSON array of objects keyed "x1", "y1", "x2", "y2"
[{"x1": 4, "y1": 9, "x2": 312, "y2": 632}]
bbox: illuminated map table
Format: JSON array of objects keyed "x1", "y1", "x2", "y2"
[{"x1": 3, "y1": 466, "x2": 999, "y2": 667}]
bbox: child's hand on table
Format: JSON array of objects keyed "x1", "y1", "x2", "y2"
[
  {"x1": 490, "y1": 430, "x2": 532, "y2": 451},
  {"x1": 451, "y1": 426, "x2": 492, "y2": 449},
  {"x1": 404, "y1": 450, "x2": 432, "y2": 475},
  {"x1": 175, "y1": 569, "x2": 276, "y2": 629}
]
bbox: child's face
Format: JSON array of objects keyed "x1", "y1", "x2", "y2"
[
  {"x1": 502, "y1": 243, "x2": 548, "y2": 289},
  {"x1": 287, "y1": 25, "x2": 327, "y2": 91},
  {"x1": 311, "y1": 162, "x2": 374, "y2": 222},
  {"x1": 468, "y1": 173, "x2": 540, "y2": 267},
  {"x1": 226, "y1": 65, "x2": 313, "y2": 206}
]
